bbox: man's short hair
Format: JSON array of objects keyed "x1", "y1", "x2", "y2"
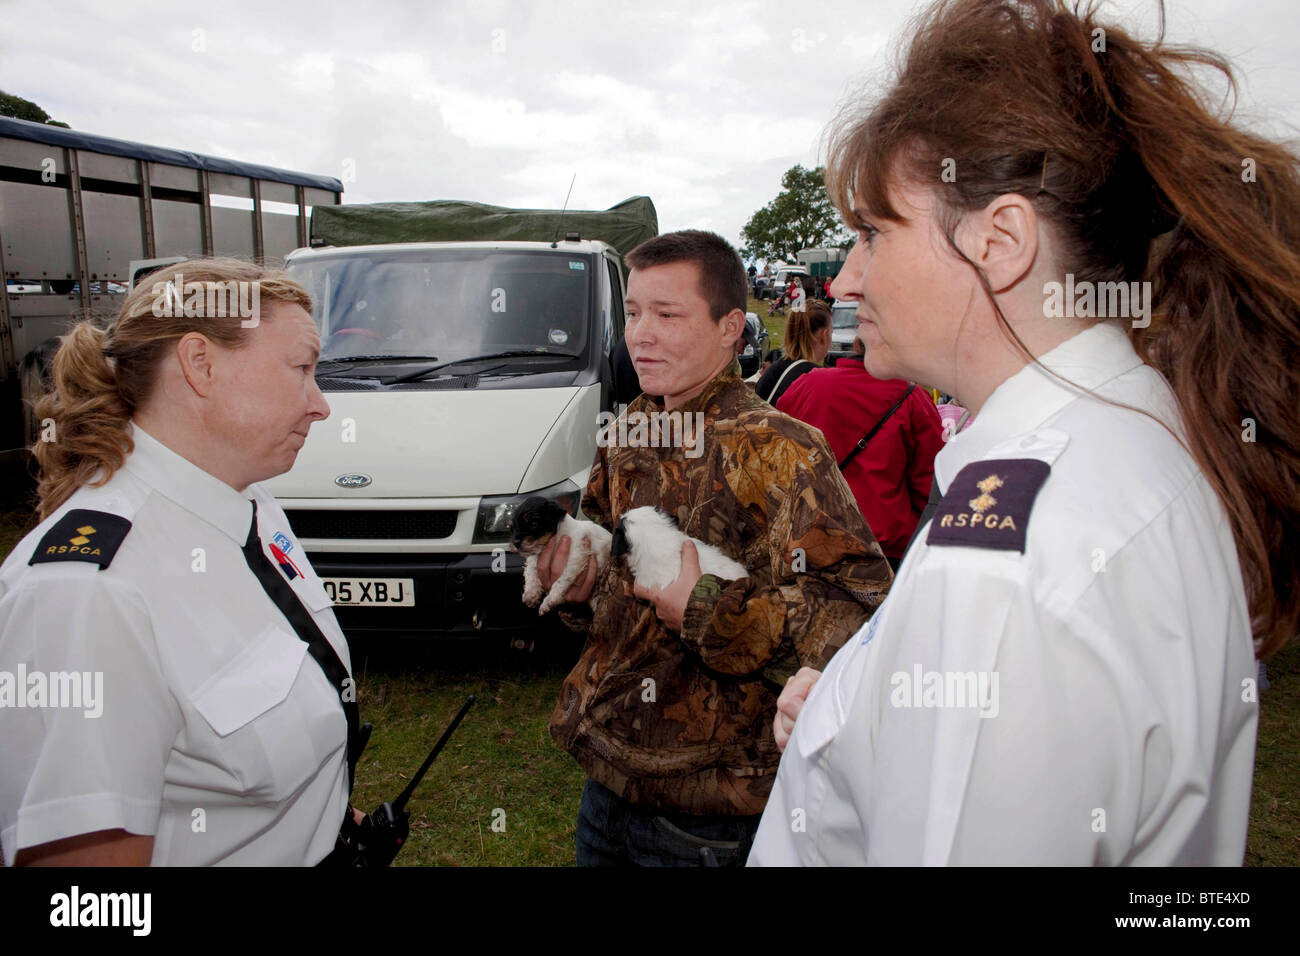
[{"x1": 625, "y1": 230, "x2": 747, "y2": 322}]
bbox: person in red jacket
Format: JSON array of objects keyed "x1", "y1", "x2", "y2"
[{"x1": 777, "y1": 336, "x2": 944, "y2": 569}]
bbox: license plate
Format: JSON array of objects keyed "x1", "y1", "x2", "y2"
[{"x1": 321, "y1": 578, "x2": 415, "y2": 607}]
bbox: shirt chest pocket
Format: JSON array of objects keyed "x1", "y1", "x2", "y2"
[
  {"x1": 795, "y1": 618, "x2": 880, "y2": 760},
  {"x1": 188, "y1": 623, "x2": 346, "y2": 802}
]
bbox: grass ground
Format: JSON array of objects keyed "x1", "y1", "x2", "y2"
[
  {"x1": 345, "y1": 642, "x2": 587, "y2": 867},
  {"x1": 750, "y1": 292, "x2": 787, "y2": 350},
  {"x1": 0, "y1": 363, "x2": 1296, "y2": 866}
]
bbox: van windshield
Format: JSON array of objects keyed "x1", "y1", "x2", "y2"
[{"x1": 288, "y1": 249, "x2": 593, "y2": 366}]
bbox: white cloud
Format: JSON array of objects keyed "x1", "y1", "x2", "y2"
[{"x1": 1, "y1": 0, "x2": 1297, "y2": 247}]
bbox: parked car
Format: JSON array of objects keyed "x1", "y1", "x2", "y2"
[{"x1": 831, "y1": 300, "x2": 859, "y2": 353}]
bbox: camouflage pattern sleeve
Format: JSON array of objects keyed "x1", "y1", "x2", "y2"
[
  {"x1": 576, "y1": 438, "x2": 613, "y2": 529},
  {"x1": 677, "y1": 430, "x2": 893, "y2": 676}
]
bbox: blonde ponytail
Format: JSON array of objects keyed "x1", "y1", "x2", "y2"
[
  {"x1": 32, "y1": 323, "x2": 133, "y2": 519},
  {"x1": 784, "y1": 301, "x2": 831, "y2": 362}
]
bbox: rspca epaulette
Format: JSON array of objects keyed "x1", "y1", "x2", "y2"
[
  {"x1": 29, "y1": 509, "x2": 132, "y2": 569},
  {"x1": 926, "y1": 459, "x2": 1050, "y2": 553}
]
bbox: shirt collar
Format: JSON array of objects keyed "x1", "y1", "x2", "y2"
[
  {"x1": 935, "y1": 321, "x2": 1146, "y2": 490},
  {"x1": 642, "y1": 357, "x2": 744, "y2": 416},
  {"x1": 122, "y1": 423, "x2": 254, "y2": 544}
]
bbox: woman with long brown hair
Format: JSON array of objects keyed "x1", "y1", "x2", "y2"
[{"x1": 751, "y1": 0, "x2": 1297, "y2": 865}]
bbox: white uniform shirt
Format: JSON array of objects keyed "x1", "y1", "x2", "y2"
[
  {"x1": 750, "y1": 322, "x2": 1258, "y2": 865},
  {"x1": 0, "y1": 425, "x2": 350, "y2": 866}
]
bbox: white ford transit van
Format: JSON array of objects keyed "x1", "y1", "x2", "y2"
[{"x1": 264, "y1": 223, "x2": 642, "y2": 639}]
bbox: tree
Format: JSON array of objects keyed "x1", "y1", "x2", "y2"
[
  {"x1": 740, "y1": 165, "x2": 850, "y2": 264},
  {"x1": 0, "y1": 90, "x2": 70, "y2": 128}
]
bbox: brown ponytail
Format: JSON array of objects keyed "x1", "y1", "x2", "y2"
[
  {"x1": 784, "y1": 301, "x2": 832, "y2": 362},
  {"x1": 31, "y1": 258, "x2": 312, "y2": 520},
  {"x1": 826, "y1": 0, "x2": 1300, "y2": 657}
]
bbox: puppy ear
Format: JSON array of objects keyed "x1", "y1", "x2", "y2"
[
  {"x1": 513, "y1": 496, "x2": 540, "y2": 525},
  {"x1": 543, "y1": 500, "x2": 569, "y2": 532},
  {"x1": 611, "y1": 521, "x2": 629, "y2": 557}
]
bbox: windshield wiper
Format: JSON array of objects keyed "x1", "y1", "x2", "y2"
[
  {"x1": 316, "y1": 355, "x2": 438, "y2": 377},
  {"x1": 383, "y1": 349, "x2": 580, "y2": 385}
]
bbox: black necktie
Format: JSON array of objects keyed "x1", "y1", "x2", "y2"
[
  {"x1": 899, "y1": 477, "x2": 945, "y2": 565},
  {"x1": 242, "y1": 500, "x2": 363, "y2": 792}
]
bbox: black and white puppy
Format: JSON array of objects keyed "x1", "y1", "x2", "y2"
[
  {"x1": 611, "y1": 506, "x2": 748, "y2": 592},
  {"x1": 512, "y1": 496, "x2": 612, "y2": 615}
]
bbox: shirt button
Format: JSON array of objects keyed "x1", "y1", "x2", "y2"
[{"x1": 1020, "y1": 436, "x2": 1035, "y2": 448}]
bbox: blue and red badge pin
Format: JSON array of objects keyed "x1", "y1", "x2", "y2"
[{"x1": 269, "y1": 532, "x2": 302, "y2": 580}]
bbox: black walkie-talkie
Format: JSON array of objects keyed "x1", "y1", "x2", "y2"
[{"x1": 348, "y1": 694, "x2": 476, "y2": 867}]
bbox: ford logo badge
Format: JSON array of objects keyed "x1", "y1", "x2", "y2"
[{"x1": 335, "y1": 474, "x2": 372, "y2": 488}]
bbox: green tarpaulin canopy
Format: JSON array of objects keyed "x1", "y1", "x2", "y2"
[{"x1": 310, "y1": 195, "x2": 658, "y2": 255}]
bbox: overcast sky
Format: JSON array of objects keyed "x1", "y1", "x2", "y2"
[{"x1": 3, "y1": 0, "x2": 1299, "y2": 252}]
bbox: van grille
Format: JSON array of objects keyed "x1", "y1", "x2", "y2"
[{"x1": 284, "y1": 510, "x2": 458, "y2": 540}]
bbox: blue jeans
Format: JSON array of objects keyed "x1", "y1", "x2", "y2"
[{"x1": 575, "y1": 779, "x2": 760, "y2": 867}]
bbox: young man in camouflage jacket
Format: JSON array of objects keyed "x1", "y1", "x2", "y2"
[{"x1": 539, "y1": 230, "x2": 892, "y2": 866}]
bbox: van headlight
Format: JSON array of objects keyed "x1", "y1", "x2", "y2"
[{"x1": 474, "y1": 478, "x2": 582, "y2": 544}]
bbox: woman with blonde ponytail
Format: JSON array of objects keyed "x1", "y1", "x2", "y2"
[
  {"x1": 752, "y1": 0, "x2": 1294, "y2": 866},
  {"x1": 0, "y1": 258, "x2": 367, "y2": 866},
  {"x1": 755, "y1": 300, "x2": 833, "y2": 404}
]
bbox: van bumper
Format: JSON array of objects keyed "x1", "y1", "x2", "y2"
[{"x1": 306, "y1": 549, "x2": 539, "y2": 638}]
